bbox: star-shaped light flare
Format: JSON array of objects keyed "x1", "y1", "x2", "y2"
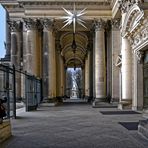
[{"x1": 60, "y1": 4, "x2": 87, "y2": 33}]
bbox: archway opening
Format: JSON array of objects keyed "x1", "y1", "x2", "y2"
[{"x1": 65, "y1": 68, "x2": 83, "y2": 100}]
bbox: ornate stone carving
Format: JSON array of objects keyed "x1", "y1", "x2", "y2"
[
  {"x1": 24, "y1": 18, "x2": 39, "y2": 30},
  {"x1": 118, "y1": 0, "x2": 139, "y2": 13},
  {"x1": 135, "y1": 50, "x2": 144, "y2": 63},
  {"x1": 93, "y1": 19, "x2": 106, "y2": 31},
  {"x1": 115, "y1": 54, "x2": 122, "y2": 67},
  {"x1": 8, "y1": 20, "x2": 21, "y2": 32},
  {"x1": 111, "y1": 18, "x2": 121, "y2": 30},
  {"x1": 41, "y1": 19, "x2": 54, "y2": 31},
  {"x1": 130, "y1": 23, "x2": 148, "y2": 50}
]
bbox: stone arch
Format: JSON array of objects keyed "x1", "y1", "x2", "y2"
[
  {"x1": 61, "y1": 43, "x2": 86, "y2": 56},
  {"x1": 66, "y1": 57, "x2": 83, "y2": 65},
  {"x1": 121, "y1": 4, "x2": 144, "y2": 37}
]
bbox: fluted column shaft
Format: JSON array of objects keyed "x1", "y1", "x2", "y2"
[{"x1": 94, "y1": 20, "x2": 106, "y2": 100}]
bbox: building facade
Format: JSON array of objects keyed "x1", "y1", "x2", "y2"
[{"x1": 0, "y1": 0, "x2": 148, "y2": 110}]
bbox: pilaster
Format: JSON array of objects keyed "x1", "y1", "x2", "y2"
[{"x1": 111, "y1": 18, "x2": 121, "y2": 102}]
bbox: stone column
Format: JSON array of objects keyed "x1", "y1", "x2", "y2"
[
  {"x1": 111, "y1": 19, "x2": 120, "y2": 101},
  {"x1": 118, "y1": 10, "x2": 132, "y2": 109},
  {"x1": 9, "y1": 20, "x2": 22, "y2": 99},
  {"x1": 82, "y1": 66, "x2": 85, "y2": 99},
  {"x1": 56, "y1": 49, "x2": 62, "y2": 97},
  {"x1": 42, "y1": 19, "x2": 56, "y2": 100},
  {"x1": 117, "y1": 0, "x2": 134, "y2": 110},
  {"x1": 93, "y1": 19, "x2": 106, "y2": 105},
  {"x1": 120, "y1": 37, "x2": 132, "y2": 105},
  {"x1": 85, "y1": 55, "x2": 89, "y2": 97},
  {"x1": 60, "y1": 57, "x2": 65, "y2": 97},
  {"x1": 24, "y1": 19, "x2": 40, "y2": 77},
  {"x1": 132, "y1": 52, "x2": 144, "y2": 110}
]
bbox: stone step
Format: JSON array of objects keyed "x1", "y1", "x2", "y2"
[{"x1": 138, "y1": 119, "x2": 148, "y2": 139}]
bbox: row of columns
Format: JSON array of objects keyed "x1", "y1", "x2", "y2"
[
  {"x1": 8, "y1": 17, "x2": 133, "y2": 107},
  {"x1": 8, "y1": 19, "x2": 64, "y2": 100}
]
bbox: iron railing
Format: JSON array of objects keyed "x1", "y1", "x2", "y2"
[{"x1": 0, "y1": 64, "x2": 42, "y2": 120}]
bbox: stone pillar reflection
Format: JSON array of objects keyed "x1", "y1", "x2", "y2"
[
  {"x1": 24, "y1": 19, "x2": 40, "y2": 77},
  {"x1": 42, "y1": 19, "x2": 56, "y2": 100},
  {"x1": 9, "y1": 20, "x2": 22, "y2": 99},
  {"x1": 93, "y1": 19, "x2": 106, "y2": 104}
]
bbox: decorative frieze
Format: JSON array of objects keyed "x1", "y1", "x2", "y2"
[
  {"x1": 8, "y1": 20, "x2": 21, "y2": 32},
  {"x1": 130, "y1": 25, "x2": 148, "y2": 49},
  {"x1": 119, "y1": 0, "x2": 139, "y2": 13},
  {"x1": 135, "y1": 50, "x2": 144, "y2": 63},
  {"x1": 115, "y1": 54, "x2": 122, "y2": 67},
  {"x1": 111, "y1": 18, "x2": 121, "y2": 30}
]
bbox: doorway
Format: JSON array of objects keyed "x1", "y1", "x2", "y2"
[{"x1": 66, "y1": 68, "x2": 83, "y2": 100}]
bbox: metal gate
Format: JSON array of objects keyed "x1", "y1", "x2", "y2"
[
  {"x1": 0, "y1": 63, "x2": 42, "y2": 120},
  {"x1": 25, "y1": 74, "x2": 42, "y2": 111},
  {"x1": 0, "y1": 64, "x2": 16, "y2": 119}
]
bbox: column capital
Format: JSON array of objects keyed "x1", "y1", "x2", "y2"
[
  {"x1": 8, "y1": 20, "x2": 21, "y2": 32},
  {"x1": 135, "y1": 50, "x2": 144, "y2": 64},
  {"x1": 111, "y1": 18, "x2": 121, "y2": 30},
  {"x1": 41, "y1": 19, "x2": 54, "y2": 31},
  {"x1": 24, "y1": 18, "x2": 39, "y2": 30},
  {"x1": 93, "y1": 19, "x2": 106, "y2": 31},
  {"x1": 118, "y1": 0, "x2": 139, "y2": 13}
]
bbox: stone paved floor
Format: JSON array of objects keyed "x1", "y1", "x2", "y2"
[{"x1": 1, "y1": 101, "x2": 148, "y2": 148}]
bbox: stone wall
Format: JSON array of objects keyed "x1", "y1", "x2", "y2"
[{"x1": 0, "y1": 120, "x2": 12, "y2": 143}]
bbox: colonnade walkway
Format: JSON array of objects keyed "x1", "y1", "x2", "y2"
[{"x1": 2, "y1": 100, "x2": 148, "y2": 148}]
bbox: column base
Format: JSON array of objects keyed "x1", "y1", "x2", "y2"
[
  {"x1": 92, "y1": 97, "x2": 107, "y2": 107},
  {"x1": 118, "y1": 100, "x2": 132, "y2": 110},
  {"x1": 85, "y1": 96, "x2": 93, "y2": 103},
  {"x1": 132, "y1": 106, "x2": 143, "y2": 111}
]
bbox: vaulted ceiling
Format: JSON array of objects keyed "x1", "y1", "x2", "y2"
[{"x1": 59, "y1": 31, "x2": 89, "y2": 68}]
